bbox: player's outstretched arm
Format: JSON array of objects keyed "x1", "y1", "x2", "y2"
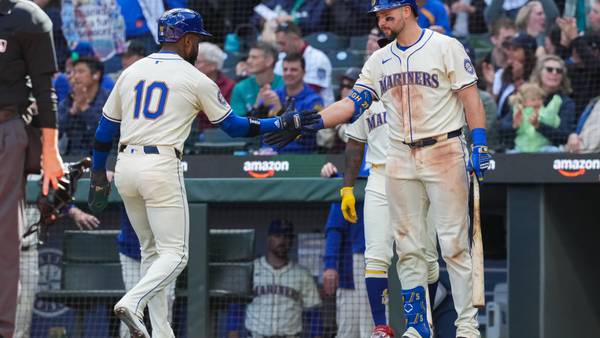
[
  {"x1": 318, "y1": 88, "x2": 374, "y2": 129},
  {"x1": 217, "y1": 107, "x2": 321, "y2": 137},
  {"x1": 457, "y1": 85, "x2": 492, "y2": 181},
  {"x1": 88, "y1": 115, "x2": 119, "y2": 213}
]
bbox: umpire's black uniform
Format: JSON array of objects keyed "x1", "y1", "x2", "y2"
[{"x1": 0, "y1": 0, "x2": 58, "y2": 336}]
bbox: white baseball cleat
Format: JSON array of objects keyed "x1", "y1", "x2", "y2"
[{"x1": 114, "y1": 306, "x2": 150, "y2": 338}]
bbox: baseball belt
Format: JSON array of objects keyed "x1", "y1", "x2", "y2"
[
  {"x1": 0, "y1": 105, "x2": 18, "y2": 124},
  {"x1": 402, "y1": 128, "x2": 462, "y2": 148},
  {"x1": 119, "y1": 144, "x2": 183, "y2": 160}
]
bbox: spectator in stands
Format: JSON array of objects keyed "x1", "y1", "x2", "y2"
[
  {"x1": 230, "y1": 42, "x2": 284, "y2": 116},
  {"x1": 34, "y1": 0, "x2": 69, "y2": 71},
  {"x1": 251, "y1": 0, "x2": 328, "y2": 36},
  {"x1": 500, "y1": 55, "x2": 576, "y2": 150},
  {"x1": 195, "y1": 43, "x2": 236, "y2": 102},
  {"x1": 61, "y1": 0, "x2": 126, "y2": 64},
  {"x1": 515, "y1": 1, "x2": 548, "y2": 53},
  {"x1": 366, "y1": 27, "x2": 385, "y2": 60},
  {"x1": 447, "y1": 0, "x2": 488, "y2": 36},
  {"x1": 58, "y1": 57, "x2": 110, "y2": 156},
  {"x1": 195, "y1": 42, "x2": 237, "y2": 130},
  {"x1": 494, "y1": 33, "x2": 537, "y2": 122},
  {"x1": 228, "y1": 219, "x2": 322, "y2": 338},
  {"x1": 324, "y1": 0, "x2": 372, "y2": 36},
  {"x1": 557, "y1": 18, "x2": 600, "y2": 116},
  {"x1": 506, "y1": 82, "x2": 563, "y2": 152},
  {"x1": 107, "y1": 39, "x2": 147, "y2": 82},
  {"x1": 564, "y1": 97, "x2": 600, "y2": 153},
  {"x1": 274, "y1": 22, "x2": 334, "y2": 105},
  {"x1": 484, "y1": 0, "x2": 558, "y2": 28},
  {"x1": 487, "y1": 18, "x2": 517, "y2": 69},
  {"x1": 266, "y1": 53, "x2": 324, "y2": 153},
  {"x1": 53, "y1": 42, "x2": 115, "y2": 104},
  {"x1": 416, "y1": 0, "x2": 451, "y2": 35},
  {"x1": 588, "y1": 0, "x2": 600, "y2": 36},
  {"x1": 117, "y1": 208, "x2": 176, "y2": 338},
  {"x1": 116, "y1": 0, "x2": 187, "y2": 54}
]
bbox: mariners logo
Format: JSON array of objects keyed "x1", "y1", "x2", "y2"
[
  {"x1": 34, "y1": 248, "x2": 69, "y2": 318},
  {"x1": 464, "y1": 58, "x2": 475, "y2": 75},
  {"x1": 217, "y1": 91, "x2": 227, "y2": 106}
]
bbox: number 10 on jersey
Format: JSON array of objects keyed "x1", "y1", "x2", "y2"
[{"x1": 133, "y1": 80, "x2": 169, "y2": 119}]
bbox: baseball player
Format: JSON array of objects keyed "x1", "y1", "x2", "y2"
[
  {"x1": 88, "y1": 8, "x2": 321, "y2": 338},
  {"x1": 267, "y1": 0, "x2": 492, "y2": 337},
  {"x1": 242, "y1": 220, "x2": 322, "y2": 338}
]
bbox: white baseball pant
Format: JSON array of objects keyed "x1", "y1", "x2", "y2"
[
  {"x1": 114, "y1": 146, "x2": 189, "y2": 338},
  {"x1": 386, "y1": 136, "x2": 479, "y2": 338},
  {"x1": 119, "y1": 253, "x2": 176, "y2": 338},
  {"x1": 336, "y1": 253, "x2": 372, "y2": 338}
]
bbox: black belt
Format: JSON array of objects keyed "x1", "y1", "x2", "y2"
[
  {"x1": 402, "y1": 129, "x2": 462, "y2": 148},
  {"x1": 119, "y1": 144, "x2": 182, "y2": 160}
]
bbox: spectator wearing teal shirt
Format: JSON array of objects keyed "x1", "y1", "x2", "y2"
[{"x1": 230, "y1": 42, "x2": 284, "y2": 116}]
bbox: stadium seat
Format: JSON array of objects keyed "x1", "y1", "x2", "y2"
[
  {"x1": 209, "y1": 229, "x2": 255, "y2": 262},
  {"x1": 63, "y1": 230, "x2": 120, "y2": 263},
  {"x1": 486, "y1": 283, "x2": 508, "y2": 338},
  {"x1": 305, "y1": 32, "x2": 349, "y2": 52},
  {"x1": 348, "y1": 35, "x2": 369, "y2": 52},
  {"x1": 328, "y1": 50, "x2": 366, "y2": 68},
  {"x1": 189, "y1": 128, "x2": 253, "y2": 155},
  {"x1": 208, "y1": 229, "x2": 255, "y2": 299}
]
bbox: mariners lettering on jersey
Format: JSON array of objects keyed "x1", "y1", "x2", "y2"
[
  {"x1": 253, "y1": 284, "x2": 301, "y2": 301},
  {"x1": 379, "y1": 71, "x2": 439, "y2": 95},
  {"x1": 366, "y1": 111, "x2": 387, "y2": 133}
]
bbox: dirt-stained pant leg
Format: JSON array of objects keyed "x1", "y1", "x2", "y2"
[
  {"x1": 0, "y1": 118, "x2": 28, "y2": 338},
  {"x1": 420, "y1": 137, "x2": 479, "y2": 338}
]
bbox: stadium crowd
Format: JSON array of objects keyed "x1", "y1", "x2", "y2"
[{"x1": 35, "y1": 0, "x2": 600, "y2": 156}]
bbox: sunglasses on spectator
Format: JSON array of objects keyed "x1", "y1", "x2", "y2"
[
  {"x1": 544, "y1": 66, "x2": 563, "y2": 74},
  {"x1": 340, "y1": 82, "x2": 354, "y2": 89}
]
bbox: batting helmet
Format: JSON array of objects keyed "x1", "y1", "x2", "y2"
[
  {"x1": 369, "y1": 0, "x2": 418, "y2": 15},
  {"x1": 158, "y1": 8, "x2": 212, "y2": 43}
]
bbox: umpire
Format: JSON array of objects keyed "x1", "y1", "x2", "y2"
[{"x1": 0, "y1": 0, "x2": 64, "y2": 336}]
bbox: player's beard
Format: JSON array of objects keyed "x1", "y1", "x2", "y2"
[{"x1": 185, "y1": 50, "x2": 198, "y2": 65}]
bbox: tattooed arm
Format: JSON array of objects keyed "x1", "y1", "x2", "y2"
[{"x1": 343, "y1": 138, "x2": 366, "y2": 188}]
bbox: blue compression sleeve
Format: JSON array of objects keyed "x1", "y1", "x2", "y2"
[
  {"x1": 218, "y1": 113, "x2": 280, "y2": 137},
  {"x1": 92, "y1": 115, "x2": 120, "y2": 171}
]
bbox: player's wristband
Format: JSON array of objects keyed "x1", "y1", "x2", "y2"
[
  {"x1": 471, "y1": 128, "x2": 487, "y2": 146},
  {"x1": 340, "y1": 186, "x2": 354, "y2": 197}
]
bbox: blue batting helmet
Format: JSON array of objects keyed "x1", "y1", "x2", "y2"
[
  {"x1": 158, "y1": 8, "x2": 212, "y2": 43},
  {"x1": 369, "y1": 0, "x2": 418, "y2": 15}
]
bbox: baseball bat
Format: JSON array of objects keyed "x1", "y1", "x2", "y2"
[{"x1": 472, "y1": 177, "x2": 485, "y2": 308}]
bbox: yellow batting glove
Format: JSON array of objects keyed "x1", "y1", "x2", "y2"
[{"x1": 340, "y1": 187, "x2": 357, "y2": 223}]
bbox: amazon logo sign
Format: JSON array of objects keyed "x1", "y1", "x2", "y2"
[
  {"x1": 243, "y1": 160, "x2": 290, "y2": 178},
  {"x1": 553, "y1": 159, "x2": 600, "y2": 177}
]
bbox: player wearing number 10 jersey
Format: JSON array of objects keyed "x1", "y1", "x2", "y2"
[{"x1": 88, "y1": 8, "x2": 320, "y2": 337}]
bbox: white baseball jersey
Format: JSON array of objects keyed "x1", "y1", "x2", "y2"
[
  {"x1": 103, "y1": 52, "x2": 232, "y2": 151},
  {"x1": 275, "y1": 45, "x2": 334, "y2": 105},
  {"x1": 345, "y1": 101, "x2": 389, "y2": 166},
  {"x1": 354, "y1": 29, "x2": 476, "y2": 148},
  {"x1": 245, "y1": 257, "x2": 321, "y2": 336}
]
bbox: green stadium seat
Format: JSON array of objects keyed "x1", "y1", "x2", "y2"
[
  {"x1": 305, "y1": 32, "x2": 349, "y2": 52},
  {"x1": 63, "y1": 230, "x2": 119, "y2": 263},
  {"x1": 209, "y1": 229, "x2": 255, "y2": 262},
  {"x1": 63, "y1": 263, "x2": 125, "y2": 291},
  {"x1": 209, "y1": 262, "x2": 254, "y2": 298},
  {"x1": 349, "y1": 35, "x2": 369, "y2": 52},
  {"x1": 190, "y1": 128, "x2": 252, "y2": 155},
  {"x1": 328, "y1": 50, "x2": 366, "y2": 68}
]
